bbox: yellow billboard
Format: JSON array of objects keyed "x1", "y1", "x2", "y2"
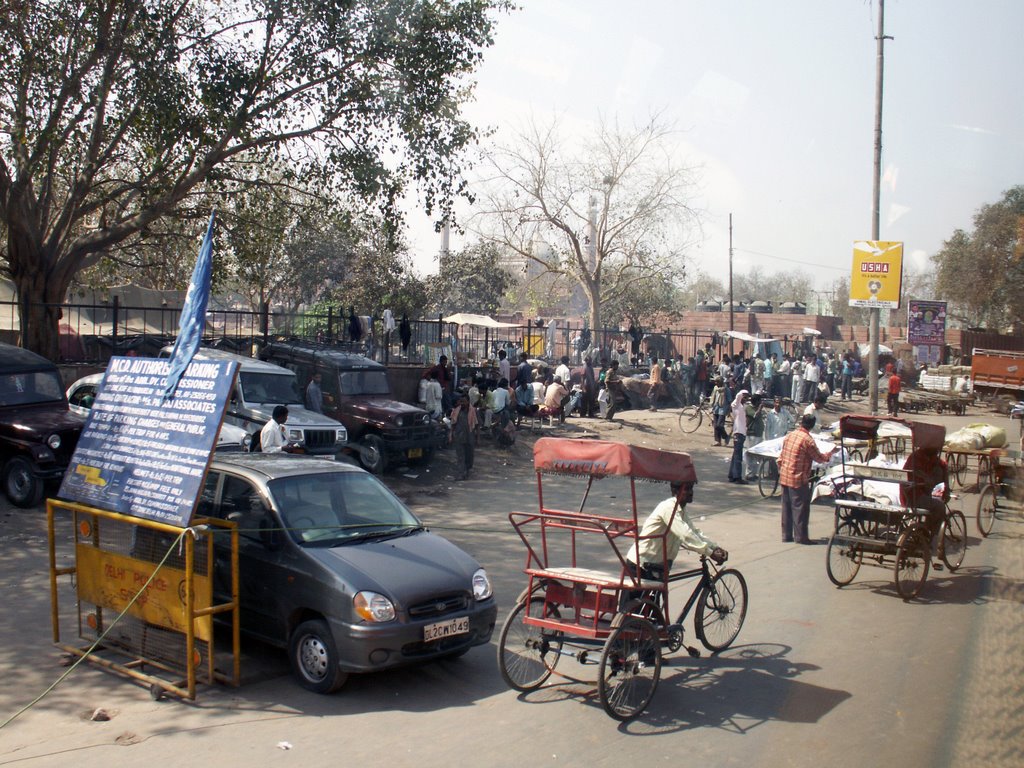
[{"x1": 850, "y1": 241, "x2": 903, "y2": 308}]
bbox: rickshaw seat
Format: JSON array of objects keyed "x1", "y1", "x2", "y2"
[{"x1": 525, "y1": 566, "x2": 662, "y2": 591}]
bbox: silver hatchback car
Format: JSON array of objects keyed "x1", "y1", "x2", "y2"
[{"x1": 198, "y1": 454, "x2": 496, "y2": 693}]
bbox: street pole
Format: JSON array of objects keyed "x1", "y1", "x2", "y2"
[
  {"x1": 868, "y1": 0, "x2": 890, "y2": 415},
  {"x1": 728, "y1": 213, "x2": 734, "y2": 357}
]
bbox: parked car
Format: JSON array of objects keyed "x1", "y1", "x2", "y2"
[
  {"x1": 193, "y1": 453, "x2": 496, "y2": 692},
  {"x1": 157, "y1": 347, "x2": 348, "y2": 455},
  {"x1": 260, "y1": 341, "x2": 445, "y2": 473},
  {"x1": 0, "y1": 342, "x2": 85, "y2": 507},
  {"x1": 66, "y1": 371, "x2": 252, "y2": 451}
]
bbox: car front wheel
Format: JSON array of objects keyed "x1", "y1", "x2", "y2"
[
  {"x1": 359, "y1": 434, "x2": 387, "y2": 474},
  {"x1": 3, "y1": 457, "x2": 44, "y2": 508},
  {"x1": 289, "y1": 619, "x2": 349, "y2": 694}
]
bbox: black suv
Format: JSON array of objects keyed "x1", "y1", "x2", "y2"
[
  {"x1": 261, "y1": 342, "x2": 445, "y2": 473},
  {"x1": 0, "y1": 343, "x2": 85, "y2": 506}
]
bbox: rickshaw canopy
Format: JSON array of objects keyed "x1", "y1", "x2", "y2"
[
  {"x1": 533, "y1": 437, "x2": 697, "y2": 484},
  {"x1": 838, "y1": 415, "x2": 945, "y2": 452}
]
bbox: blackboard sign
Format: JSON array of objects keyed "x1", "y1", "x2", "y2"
[{"x1": 59, "y1": 356, "x2": 237, "y2": 526}]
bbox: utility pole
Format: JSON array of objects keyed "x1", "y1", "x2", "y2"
[
  {"x1": 868, "y1": 0, "x2": 892, "y2": 414},
  {"x1": 728, "y1": 213, "x2": 734, "y2": 357}
]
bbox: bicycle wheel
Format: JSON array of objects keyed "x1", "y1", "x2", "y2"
[
  {"x1": 976, "y1": 483, "x2": 997, "y2": 537},
  {"x1": 758, "y1": 458, "x2": 779, "y2": 498},
  {"x1": 946, "y1": 453, "x2": 967, "y2": 488},
  {"x1": 497, "y1": 598, "x2": 564, "y2": 691},
  {"x1": 894, "y1": 523, "x2": 931, "y2": 600},
  {"x1": 598, "y1": 615, "x2": 661, "y2": 721},
  {"x1": 940, "y1": 510, "x2": 967, "y2": 572},
  {"x1": 695, "y1": 569, "x2": 748, "y2": 652},
  {"x1": 826, "y1": 522, "x2": 862, "y2": 586},
  {"x1": 677, "y1": 405, "x2": 703, "y2": 434}
]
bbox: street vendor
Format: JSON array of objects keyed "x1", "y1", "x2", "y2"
[{"x1": 626, "y1": 482, "x2": 728, "y2": 583}]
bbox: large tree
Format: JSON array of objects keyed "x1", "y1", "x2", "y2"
[
  {"x1": 932, "y1": 186, "x2": 1024, "y2": 331},
  {"x1": 475, "y1": 115, "x2": 700, "y2": 331},
  {"x1": 429, "y1": 241, "x2": 514, "y2": 316},
  {"x1": 0, "y1": 0, "x2": 509, "y2": 357}
]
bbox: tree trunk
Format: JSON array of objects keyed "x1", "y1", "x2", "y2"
[{"x1": 13, "y1": 269, "x2": 68, "y2": 361}]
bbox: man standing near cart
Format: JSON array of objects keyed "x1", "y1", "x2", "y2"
[{"x1": 778, "y1": 413, "x2": 835, "y2": 544}]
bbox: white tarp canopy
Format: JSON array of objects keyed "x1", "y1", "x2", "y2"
[
  {"x1": 803, "y1": 327, "x2": 822, "y2": 336},
  {"x1": 443, "y1": 312, "x2": 519, "y2": 328},
  {"x1": 724, "y1": 330, "x2": 776, "y2": 343},
  {"x1": 859, "y1": 343, "x2": 894, "y2": 357}
]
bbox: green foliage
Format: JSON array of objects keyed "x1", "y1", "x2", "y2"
[
  {"x1": 428, "y1": 241, "x2": 514, "y2": 315},
  {"x1": 600, "y1": 266, "x2": 683, "y2": 327},
  {"x1": 0, "y1": 0, "x2": 511, "y2": 357},
  {"x1": 932, "y1": 186, "x2": 1024, "y2": 331}
]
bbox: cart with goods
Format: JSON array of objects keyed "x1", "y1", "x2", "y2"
[{"x1": 824, "y1": 416, "x2": 967, "y2": 600}]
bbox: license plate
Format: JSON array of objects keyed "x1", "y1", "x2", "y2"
[
  {"x1": 423, "y1": 616, "x2": 469, "y2": 642},
  {"x1": 408, "y1": 448, "x2": 423, "y2": 458}
]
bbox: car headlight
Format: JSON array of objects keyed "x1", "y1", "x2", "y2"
[
  {"x1": 335, "y1": 428, "x2": 347, "y2": 443},
  {"x1": 47, "y1": 434, "x2": 62, "y2": 450},
  {"x1": 287, "y1": 428, "x2": 304, "y2": 442},
  {"x1": 354, "y1": 591, "x2": 396, "y2": 622},
  {"x1": 472, "y1": 568, "x2": 493, "y2": 601}
]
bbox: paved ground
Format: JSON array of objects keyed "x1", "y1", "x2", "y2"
[{"x1": 1, "y1": 395, "x2": 1022, "y2": 767}]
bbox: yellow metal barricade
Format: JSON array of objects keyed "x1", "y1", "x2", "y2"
[{"x1": 47, "y1": 499, "x2": 240, "y2": 701}]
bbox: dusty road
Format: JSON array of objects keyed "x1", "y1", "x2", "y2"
[{"x1": 1, "y1": 396, "x2": 1021, "y2": 767}]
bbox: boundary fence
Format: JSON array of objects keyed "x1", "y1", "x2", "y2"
[{"x1": 1, "y1": 300, "x2": 737, "y2": 367}]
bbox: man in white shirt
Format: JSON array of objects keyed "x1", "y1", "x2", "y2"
[
  {"x1": 802, "y1": 354, "x2": 820, "y2": 404},
  {"x1": 497, "y1": 349, "x2": 511, "y2": 385},
  {"x1": 626, "y1": 483, "x2": 728, "y2": 587},
  {"x1": 554, "y1": 356, "x2": 572, "y2": 387},
  {"x1": 260, "y1": 406, "x2": 296, "y2": 453}
]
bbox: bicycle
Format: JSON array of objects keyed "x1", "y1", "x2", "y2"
[
  {"x1": 677, "y1": 394, "x2": 732, "y2": 435},
  {"x1": 620, "y1": 554, "x2": 748, "y2": 656}
]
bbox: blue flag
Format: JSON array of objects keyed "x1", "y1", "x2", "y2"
[{"x1": 163, "y1": 211, "x2": 215, "y2": 402}]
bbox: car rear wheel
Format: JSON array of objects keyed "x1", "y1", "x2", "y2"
[
  {"x1": 3, "y1": 457, "x2": 43, "y2": 508},
  {"x1": 289, "y1": 619, "x2": 349, "y2": 694}
]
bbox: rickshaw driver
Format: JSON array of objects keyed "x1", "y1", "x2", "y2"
[
  {"x1": 625, "y1": 482, "x2": 728, "y2": 587},
  {"x1": 901, "y1": 443, "x2": 951, "y2": 541}
]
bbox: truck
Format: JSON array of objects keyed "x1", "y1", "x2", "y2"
[{"x1": 970, "y1": 348, "x2": 1024, "y2": 411}]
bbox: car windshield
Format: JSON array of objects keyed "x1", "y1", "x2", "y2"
[
  {"x1": 239, "y1": 372, "x2": 303, "y2": 405},
  {"x1": 268, "y1": 471, "x2": 421, "y2": 546},
  {"x1": 339, "y1": 370, "x2": 391, "y2": 396},
  {"x1": 0, "y1": 370, "x2": 66, "y2": 407}
]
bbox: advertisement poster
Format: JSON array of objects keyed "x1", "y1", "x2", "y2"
[
  {"x1": 908, "y1": 300, "x2": 947, "y2": 346},
  {"x1": 850, "y1": 241, "x2": 903, "y2": 308},
  {"x1": 59, "y1": 356, "x2": 237, "y2": 527}
]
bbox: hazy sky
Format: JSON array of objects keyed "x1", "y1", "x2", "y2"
[{"x1": 404, "y1": 0, "x2": 1024, "y2": 296}]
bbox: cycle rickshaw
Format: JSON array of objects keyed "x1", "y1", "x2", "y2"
[
  {"x1": 498, "y1": 437, "x2": 748, "y2": 720},
  {"x1": 824, "y1": 416, "x2": 968, "y2": 600}
]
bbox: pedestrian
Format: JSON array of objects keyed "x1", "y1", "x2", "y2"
[
  {"x1": 887, "y1": 370, "x2": 902, "y2": 416},
  {"x1": 840, "y1": 354, "x2": 854, "y2": 401},
  {"x1": 764, "y1": 353, "x2": 776, "y2": 397},
  {"x1": 582, "y1": 357, "x2": 597, "y2": 416},
  {"x1": 764, "y1": 396, "x2": 795, "y2": 440},
  {"x1": 604, "y1": 360, "x2": 625, "y2": 420},
  {"x1": 790, "y1": 356, "x2": 804, "y2": 404},
  {"x1": 555, "y1": 355, "x2": 572, "y2": 387},
  {"x1": 648, "y1": 356, "x2": 663, "y2": 411},
  {"x1": 802, "y1": 354, "x2": 820, "y2": 404},
  {"x1": 516, "y1": 352, "x2": 532, "y2": 389},
  {"x1": 260, "y1": 405, "x2": 298, "y2": 454},
  {"x1": 497, "y1": 348, "x2": 510, "y2": 385},
  {"x1": 728, "y1": 390, "x2": 751, "y2": 483},
  {"x1": 449, "y1": 392, "x2": 476, "y2": 480},
  {"x1": 305, "y1": 371, "x2": 324, "y2": 413},
  {"x1": 744, "y1": 394, "x2": 767, "y2": 480},
  {"x1": 778, "y1": 354, "x2": 791, "y2": 400},
  {"x1": 710, "y1": 376, "x2": 730, "y2": 447},
  {"x1": 778, "y1": 413, "x2": 836, "y2": 543}
]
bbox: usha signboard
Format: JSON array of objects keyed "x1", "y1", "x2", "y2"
[
  {"x1": 58, "y1": 356, "x2": 237, "y2": 527},
  {"x1": 850, "y1": 241, "x2": 903, "y2": 309}
]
